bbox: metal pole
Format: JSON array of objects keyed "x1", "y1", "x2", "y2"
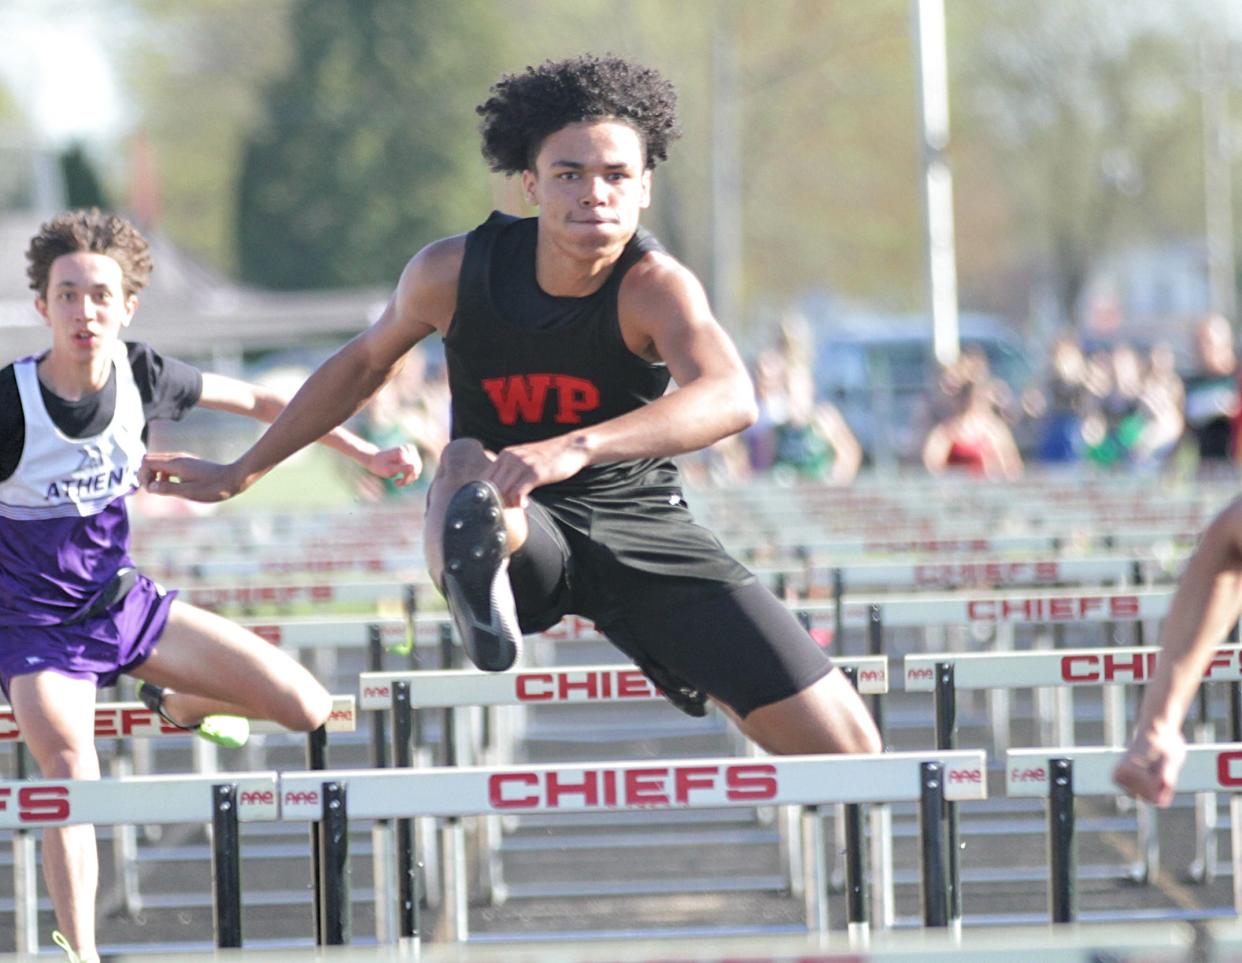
[
  {"x1": 911, "y1": 0, "x2": 960, "y2": 367},
  {"x1": 307, "y1": 724, "x2": 328, "y2": 944},
  {"x1": 211, "y1": 783, "x2": 242, "y2": 948},
  {"x1": 919, "y1": 761, "x2": 949, "y2": 927},
  {"x1": 1201, "y1": 29, "x2": 1238, "y2": 322},
  {"x1": 1048, "y1": 758, "x2": 1076, "y2": 924},
  {"x1": 319, "y1": 781, "x2": 351, "y2": 946},
  {"x1": 367, "y1": 624, "x2": 397, "y2": 944},
  {"x1": 867, "y1": 604, "x2": 885, "y2": 738},
  {"x1": 868, "y1": 605, "x2": 894, "y2": 928},
  {"x1": 934, "y1": 662, "x2": 960, "y2": 926},
  {"x1": 801, "y1": 805, "x2": 829, "y2": 932},
  {"x1": 12, "y1": 745, "x2": 37, "y2": 955},
  {"x1": 844, "y1": 801, "x2": 868, "y2": 944},
  {"x1": 711, "y1": 0, "x2": 743, "y2": 331},
  {"x1": 832, "y1": 568, "x2": 845, "y2": 652},
  {"x1": 439, "y1": 625, "x2": 468, "y2": 941},
  {"x1": 392, "y1": 680, "x2": 420, "y2": 939}
]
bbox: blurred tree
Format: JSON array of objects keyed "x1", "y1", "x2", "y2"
[
  {"x1": 59, "y1": 142, "x2": 111, "y2": 209},
  {"x1": 236, "y1": 0, "x2": 508, "y2": 289},
  {"x1": 953, "y1": 0, "x2": 1203, "y2": 329},
  {"x1": 124, "y1": 0, "x2": 298, "y2": 272}
]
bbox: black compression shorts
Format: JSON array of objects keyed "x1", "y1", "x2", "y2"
[{"x1": 507, "y1": 478, "x2": 834, "y2": 717}]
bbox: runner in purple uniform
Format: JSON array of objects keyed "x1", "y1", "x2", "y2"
[{"x1": 2, "y1": 209, "x2": 420, "y2": 963}]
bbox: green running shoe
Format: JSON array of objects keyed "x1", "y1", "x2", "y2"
[
  {"x1": 136, "y1": 681, "x2": 250, "y2": 749},
  {"x1": 51, "y1": 930, "x2": 100, "y2": 963}
]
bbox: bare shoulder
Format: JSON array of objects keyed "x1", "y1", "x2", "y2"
[
  {"x1": 380, "y1": 233, "x2": 468, "y2": 339},
  {"x1": 618, "y1": 249, "x2": 712, "y2": 327}
]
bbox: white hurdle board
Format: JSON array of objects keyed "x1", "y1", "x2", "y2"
[
  {"x1": 0, "y1": 772, "x2": 280, "y2": 828},
  {"x1": 278, "y1": 750, "x2": 988, "y2": 820},
  {"x1": 357, "y1": 657, "x2": 889, "y2": 711},
  {"x1": 1006, "y1": 745, "x2": 1242, "y2": 797},
  {"x1": 0, "y1": 695, "x2": 357, "y2": 743},
  {"x1": 808, "y1": 588, "x2": 1174, "y2": 629},
  {"x1": 239, "y1": 589, "x2": 1174, "y2": 653},
  {"x1": 182, "y1": 580, "x2": 412, "y2": 610},
  {"x1": 822, "y1": 556, "x2": 1148, "y2": 590},
  {"x1": 904, "y1": 645, "x2": 1242, "y2": 692}
]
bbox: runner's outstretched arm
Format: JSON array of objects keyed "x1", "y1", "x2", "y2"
[
  {"x1": 141, "y1": 236, "x2": 461, "y2": 501},
  {"x1": 1113, "y1": 497, "x2": 1242, "y2": 805}
]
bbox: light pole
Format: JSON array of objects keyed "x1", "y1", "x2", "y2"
[{"x1": 912, "y1": 0, "x2": 961, "y2": 367}]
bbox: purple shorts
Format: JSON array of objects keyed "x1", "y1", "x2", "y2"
[{"x1": 0, "y1": 574, "x2": 176, "y2": 697}]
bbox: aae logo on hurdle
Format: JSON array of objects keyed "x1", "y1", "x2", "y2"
[
  {"x1": 1005, "y1": 745, "x2": 1242, "y2": 796},
  {"x1": 905, "y1": 645, "x2": 1242, "y2": 692},
  {"x1": 0, "y1": 773, "x2": 280, "y2": 828}
]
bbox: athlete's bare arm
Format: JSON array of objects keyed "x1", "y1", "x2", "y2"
[
  {"x1": 194, "y1": 371, "x2": 422, "y2": 487},
  {"x1": 142, "y1": 236, "x2": 465, "y2": 501},
  {"x1": 482, "y1": 251, "x2": 757, "y2": 505},
  {"x1": 1113, "y1": 497, "x2": 1242, "y2": 805}
]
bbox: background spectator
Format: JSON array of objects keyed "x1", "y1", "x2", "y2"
[{"x1": 922, "y1": 377, "x2": 1023, "y2": 480}]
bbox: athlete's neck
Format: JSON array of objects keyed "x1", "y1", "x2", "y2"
[
  {"x1": 533, "y1": 227, "x2": 626, "y2": 297},
  {"x1": 37, "y1": 350, "x2": 111, "y2": 401}
]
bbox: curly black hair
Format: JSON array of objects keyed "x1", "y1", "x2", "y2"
[
  {"x1": 477, "y1": 54, "x2": 681, "y2": 174},
  {"x1": 26, "y1": 208, "x2": 153, "y2": 300}
]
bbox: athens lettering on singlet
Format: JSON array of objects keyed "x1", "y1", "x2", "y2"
[{"x1": 0, "y1": 341, "x2": 146, "y2": 625}]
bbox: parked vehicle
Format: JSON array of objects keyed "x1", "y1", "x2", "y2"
[{"x1": 815, "y1": 313, "x2": 1034, "y2": 469}]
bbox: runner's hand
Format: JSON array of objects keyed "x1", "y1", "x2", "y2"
[
  {"x1": 484, "y1": 437, "x2": 590, "y2": 507},
  {"x1": 1111, "y1": 726, "x2": 1186, "y2": 807},
  {"x1": 366, "y1": 444, "x2": 422, "y2": 487},
  {"x1": 140, "y1": 452, "x2": 248, "y2": 503}
]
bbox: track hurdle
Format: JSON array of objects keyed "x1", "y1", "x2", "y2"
[
  {"x1": 0, "y1": 695, "x2": 357, "y2": 950},
  {"x1": 906, "y1": 644, "x2": 1242, "y2": 889},
  {"x1": 0, "y1": 772, "x2": 279, "y2": 952},
  {"x1": 279, "y1": 749, "x2": 987, "y2": 946},
  {"x1": 1006, "y1": 744, "x2": 1242, "y2": 921},
  {"x1": 359, "y1": 659, "x2": 890, "y2": 938}
]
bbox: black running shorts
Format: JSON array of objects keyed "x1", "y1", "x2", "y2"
[{"x1": 507, "y1": 473, "x2": 834, "y2": 717}]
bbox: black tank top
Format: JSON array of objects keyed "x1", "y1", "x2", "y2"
[{"x1": 445, "y1": 211, "x2": 676, "y2": 494}]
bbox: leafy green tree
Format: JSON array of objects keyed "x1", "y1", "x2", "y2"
[
  {"x1": 952, "y1": 0, "x2": 1205, "y2": 327},
  {"x1": 125, "y1": 0, "x2": 298, "y2": 272},
  {"x1": 237, "y1": 0, "x2": 508, "y2": 289},
  {"x1": 60, "y1": 143, "x2": 111, "y2": 210}
]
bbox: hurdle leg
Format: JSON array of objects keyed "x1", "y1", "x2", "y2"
[
  {"x1": 435, "y1": 675, "x2": 469, "y2": 942},
  {"x1": 918, "y1": 762, "x2": 949, "y2": 928},
  {"x1": 1130, "y1": 800, "x2": 1160, "y2": 885},
  {"x1": 1051, "y1": 624, "x2": 1074, "y2": 748},
  {"x1": 367, "y1": 628, "x2": 398, "y2": 945},
  {"x1": 109, "y1": 745, "x2": 143, "y2": 915},
  {"x1": 844, "y1": 801, "x2": 869, "y2": 946},
  {"x1": 391, "y1": 683, "x2": 421, "y2": 939},
  {"x1": 438, "y1": 819, "x2": 469, "y2": 942},
  {"x1": 934, "y1": 663, "x2": 961, "y2": 929},
  {"x1": 12, "y1": 746, "x2": 37, "y2": 955},
  {"x1": 1188, "y1": 689, "x2": 1219, "y2": 884},
  {"x1": 987, "y1": 623, "x2": 1013, "y2": 755},
  {"x1": 318, "y1": 781, "x2": 351, "y2": 946},
  {"x1": 1231, "y1": 794, "x2": 1242, "y2": 914},
  {"x1": 783, "y1": 803, "x2": 806, "y2": 899},
  {"x1": 307, "y1": 724, "x2": 328, "y2": 942},
  {"x1": 801, "y1": 806, "x2": 829, "y2": 932},
  {"x1": 1034, "y1": 629, "x2": 1057, "y2": 747},
  {"x1": 825, "y1": 805, "x2": 846, "y2": 892},
  {"x1": 211, "y1": 784, "x2": 243, "y2": 948},
  {"x1": 1048, "y1": 758, "x2": 1076, "y2": 923},
  {"x1": 869, "y1": 802, "x2": 895, "y2": 930}
]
